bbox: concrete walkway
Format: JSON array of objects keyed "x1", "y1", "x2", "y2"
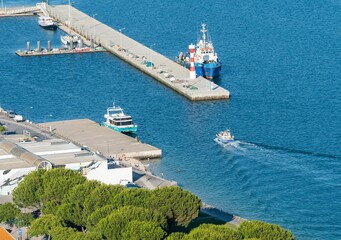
[{"x1": 46, "y1": 4, "x2": 230, "y2": 101}]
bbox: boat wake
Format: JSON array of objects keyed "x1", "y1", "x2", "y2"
[
  {"x1": 217, "y1": 138, "x2": 341, "y2": 161},
  {"x1": 214, "y1": 139, "x2": 248, "y2": 152},
  {"x1": 243, "y1": 141, "x2": 341, "y2": 160}
]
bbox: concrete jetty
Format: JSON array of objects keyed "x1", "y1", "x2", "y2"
[
  {"x1": 45, "y1": 4, "x2": 230, "y2": 101},
  {"x1": 0, "y1": 6, "x2": 40, "y2": 17},
  {"x1": 39, "y1": 119, "x2": 162, "y2": 160}
]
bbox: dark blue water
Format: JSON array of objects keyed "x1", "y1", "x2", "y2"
[{"x1": 1, "y1": 1, "x2": 341, "y2": 239}]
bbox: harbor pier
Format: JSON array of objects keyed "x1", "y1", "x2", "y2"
[
  {"x1": 45, "y1": 4, "x2": 230, "y2": 101},
  {"x1": 38, "y1": 119, "x2": 162, "y2": 160},
  {"x1": 0, "y1": 6, "x2": 40, "y2": 17}
]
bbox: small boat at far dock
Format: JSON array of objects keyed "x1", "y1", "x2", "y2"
[
  {"x1": 38, "y1": 16, "x2": 58, "y2": 30},
  {"x1": 215, "y1": 129, "x2": 234, "y2": 144},
  {"x1": 101, "y1": 103, "x2": 138, "y2": 133},
  {"x1": 60, "y1": 35, "x2": 81, "y2": 45}
]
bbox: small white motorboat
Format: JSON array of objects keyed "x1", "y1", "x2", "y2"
[
  {"x1": 215, "y1": 129, "x2": 235, "y2": 144},
  {"x1": 38, "y1": 16, "x2": 57, "y2": 30}
]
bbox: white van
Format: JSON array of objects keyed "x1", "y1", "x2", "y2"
[{"x1": 13, "y1": 115, "x2": 24, "y2": 122}]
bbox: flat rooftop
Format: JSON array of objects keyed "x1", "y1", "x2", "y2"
[
  {"x1": 39, "y1": 119, "x2": 162, "y2": 159},
  {"x1": 0, "y1": 138, "x2": 103, "y2": 170}
]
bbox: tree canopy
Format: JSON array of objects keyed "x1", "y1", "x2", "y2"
[
  {"x1": 29, "y1": 214, "x2": 64, "y2": 238},
  {"x1": 97, "y1": 205, "x2": 167, "y2": 240},
  {"x1": 41, "y1": 168, "x2": 86, "y2": 203},
  {"x1": 8, "y1": 168, "x2": 295, "y2": 240},
  {"x1": 239, "y1": 221, "x2": 295, "y2": 240},
  {"x1": 0, "y1": 203, "x2": 20, "y2": 224},
  {"x1": 183, "y1": 223, "x2": 243, "y2": 240},
  {"x1": 12, "y1": 169, "x2": 46, "y2": 207},
  {"x1": 122, "y1": 220, "x2": 167, "y2": 240},
  {"x1": 148, "y1": 186, "x2": 202, "y2": 227}
]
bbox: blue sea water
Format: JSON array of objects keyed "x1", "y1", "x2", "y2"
[{"x1": 1, "y1": 0, "x2": 341, "y2": 239}]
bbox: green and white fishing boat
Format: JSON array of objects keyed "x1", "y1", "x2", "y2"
[{"x1": 102, "y1": 103, "x2": 138, "y2": 133}]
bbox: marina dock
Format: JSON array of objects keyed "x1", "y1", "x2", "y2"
[
  {"x1": 44, "y1": 4, "x2": 230, "y2": 101},
  {"x1": 39, "y1": 119, "x2": 162, "y2": 160},
  {"x1": 16, "y1": 46, "x2": 106, "y2": 57}
]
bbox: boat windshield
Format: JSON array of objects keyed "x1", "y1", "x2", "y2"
[
  {"x1": 110, "y1": 119, "x2": 133, "y2": 126},
  {"x1": 108, "y1": 108, "x2": 124, "y2": 116}
]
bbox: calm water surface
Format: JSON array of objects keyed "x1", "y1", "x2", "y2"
[{"x1": 1, "y1": 1, "x2": 340, "y2": 239}]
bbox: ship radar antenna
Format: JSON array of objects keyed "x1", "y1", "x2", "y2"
[{"x1": 201, "y1": 23, "x2": 207, "y2": 47}]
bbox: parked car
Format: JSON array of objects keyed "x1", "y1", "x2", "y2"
[{"x1": 6, "y1": 110, "x2": 16, "y2": 118}]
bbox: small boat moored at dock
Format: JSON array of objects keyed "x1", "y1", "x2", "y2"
[
  {"x1": 176, "y1": 23, "x2": 222, "y2": 80},
  {"x1": 215, "y1": 129, "x2": 234, "y2": 144},
  {"x1": 101, "y1": 103, "x2": 138, "y2": 133},
  {"x1": 60, "y1": 35, "x2": 81, "y2": 45},
  {"x1": 38, "y1": 15, "x2": 58, "y2": 30}
]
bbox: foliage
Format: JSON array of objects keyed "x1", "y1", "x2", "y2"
[
  {"x1": 11, "y1": 169, "x2": 295, "y2": 240},
  {"x1": 111, "y1": 188, "x2": 151, "y2": 208},
  {"x1": 166, "y1": 232, "x2": 187, "y2": 240},
  {"x1": 56, "y1": 203, "x2": 84, "y2": 227},
  {"x1": 29, "y1": 214, "x2": 64, "y2": 237},
  {"x1": 50, "y1": 226, "x2": 76, "y2": 240},
  {"x1": 0, "y1": 203, "x2": 20, "y2": 224},
  {"x1": 83, "y1": 184, "x2": 124, "y2": 217},
  {"x1": 97, "y1": 206, "x2": 167, "y2": 240},
  {"x1": 149, "y1": 186, "x2": 202, "y2": 227},
  {"x1": 64, "y1": 180, "x2": 101, "y2": 206},
  {"x1": 239, "y1": 221, "x2": 295, "y2": 240},
  {"x1": 42, "y1": 199, "x2": 60, "y2": 215},
  {"x1": 184, "y1": 223, "x2": 242, "y2": 240},
  {"x1": 42, "y1": 181, "x2": 101, "y2": 231},
  {"x1": 41, "y1": 168, "x2": 86, "y2": 203},
  {"x1": 0, "y1": 125, "x2": 7, "y2": 133},
  {"x1": 12, "y1": 169, "x2": 46, "y2": 207},
  {"x1": 121, "y1": 220, "x2": 167, "y2": 240},
  {"x1": 86, "y1": 204, "x2": 116, "y2": 230},
  {"x1": 72, "y1": 231, "x2": 104, "y2": 240},
  {"x1": 14, "y1": 212, "x2": 35, "y2": 227}
]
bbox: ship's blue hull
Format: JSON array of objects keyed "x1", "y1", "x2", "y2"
[
  {"x1": 195, "y1": 62, "x2": 222, "y2": 80},
  {"x1": 176, "y1": 59, "x2": 222, "y2": 80}
]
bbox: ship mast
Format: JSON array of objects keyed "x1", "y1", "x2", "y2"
[{"x1": 201, "y1": 23, "x2": 207, "y2": 48}]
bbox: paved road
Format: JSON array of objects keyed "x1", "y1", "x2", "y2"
[{"x1": 0, "y1": 112, "x2": 52, "y2": 141}]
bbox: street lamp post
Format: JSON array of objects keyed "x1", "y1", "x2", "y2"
[
  {"x1": 24, "y1": 106, "x2": 33, "y2": 122},
  {"x1": 119, "y1": 27, "x2": 125, "y2": 49},
  {"x1": 150, "y1": 43, "x2": 156, "y2": 68},
  {"x1": 93, "y1": 13, "x2": 97, "y2": 44},
  {"x1": 68, "y1": 0, "x2": 71, "y2": 29},
  {"x1": 44, "y1": 114, "x2": 53, "y2": 132}
]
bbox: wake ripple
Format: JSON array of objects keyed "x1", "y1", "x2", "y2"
[{"x1": 243, "y1": 141, "x2": 341, "y2": 160}]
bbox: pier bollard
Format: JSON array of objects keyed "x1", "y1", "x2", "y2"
[
  {"x1": 47, "y1": 40, "x2": 51, "y2": 51},
  {"x1": 37, "y1": 41, "x2": 41, "y2": 52},
  {"x1": 26, "y1": 41, "x2": 30, "y2": 52}
]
